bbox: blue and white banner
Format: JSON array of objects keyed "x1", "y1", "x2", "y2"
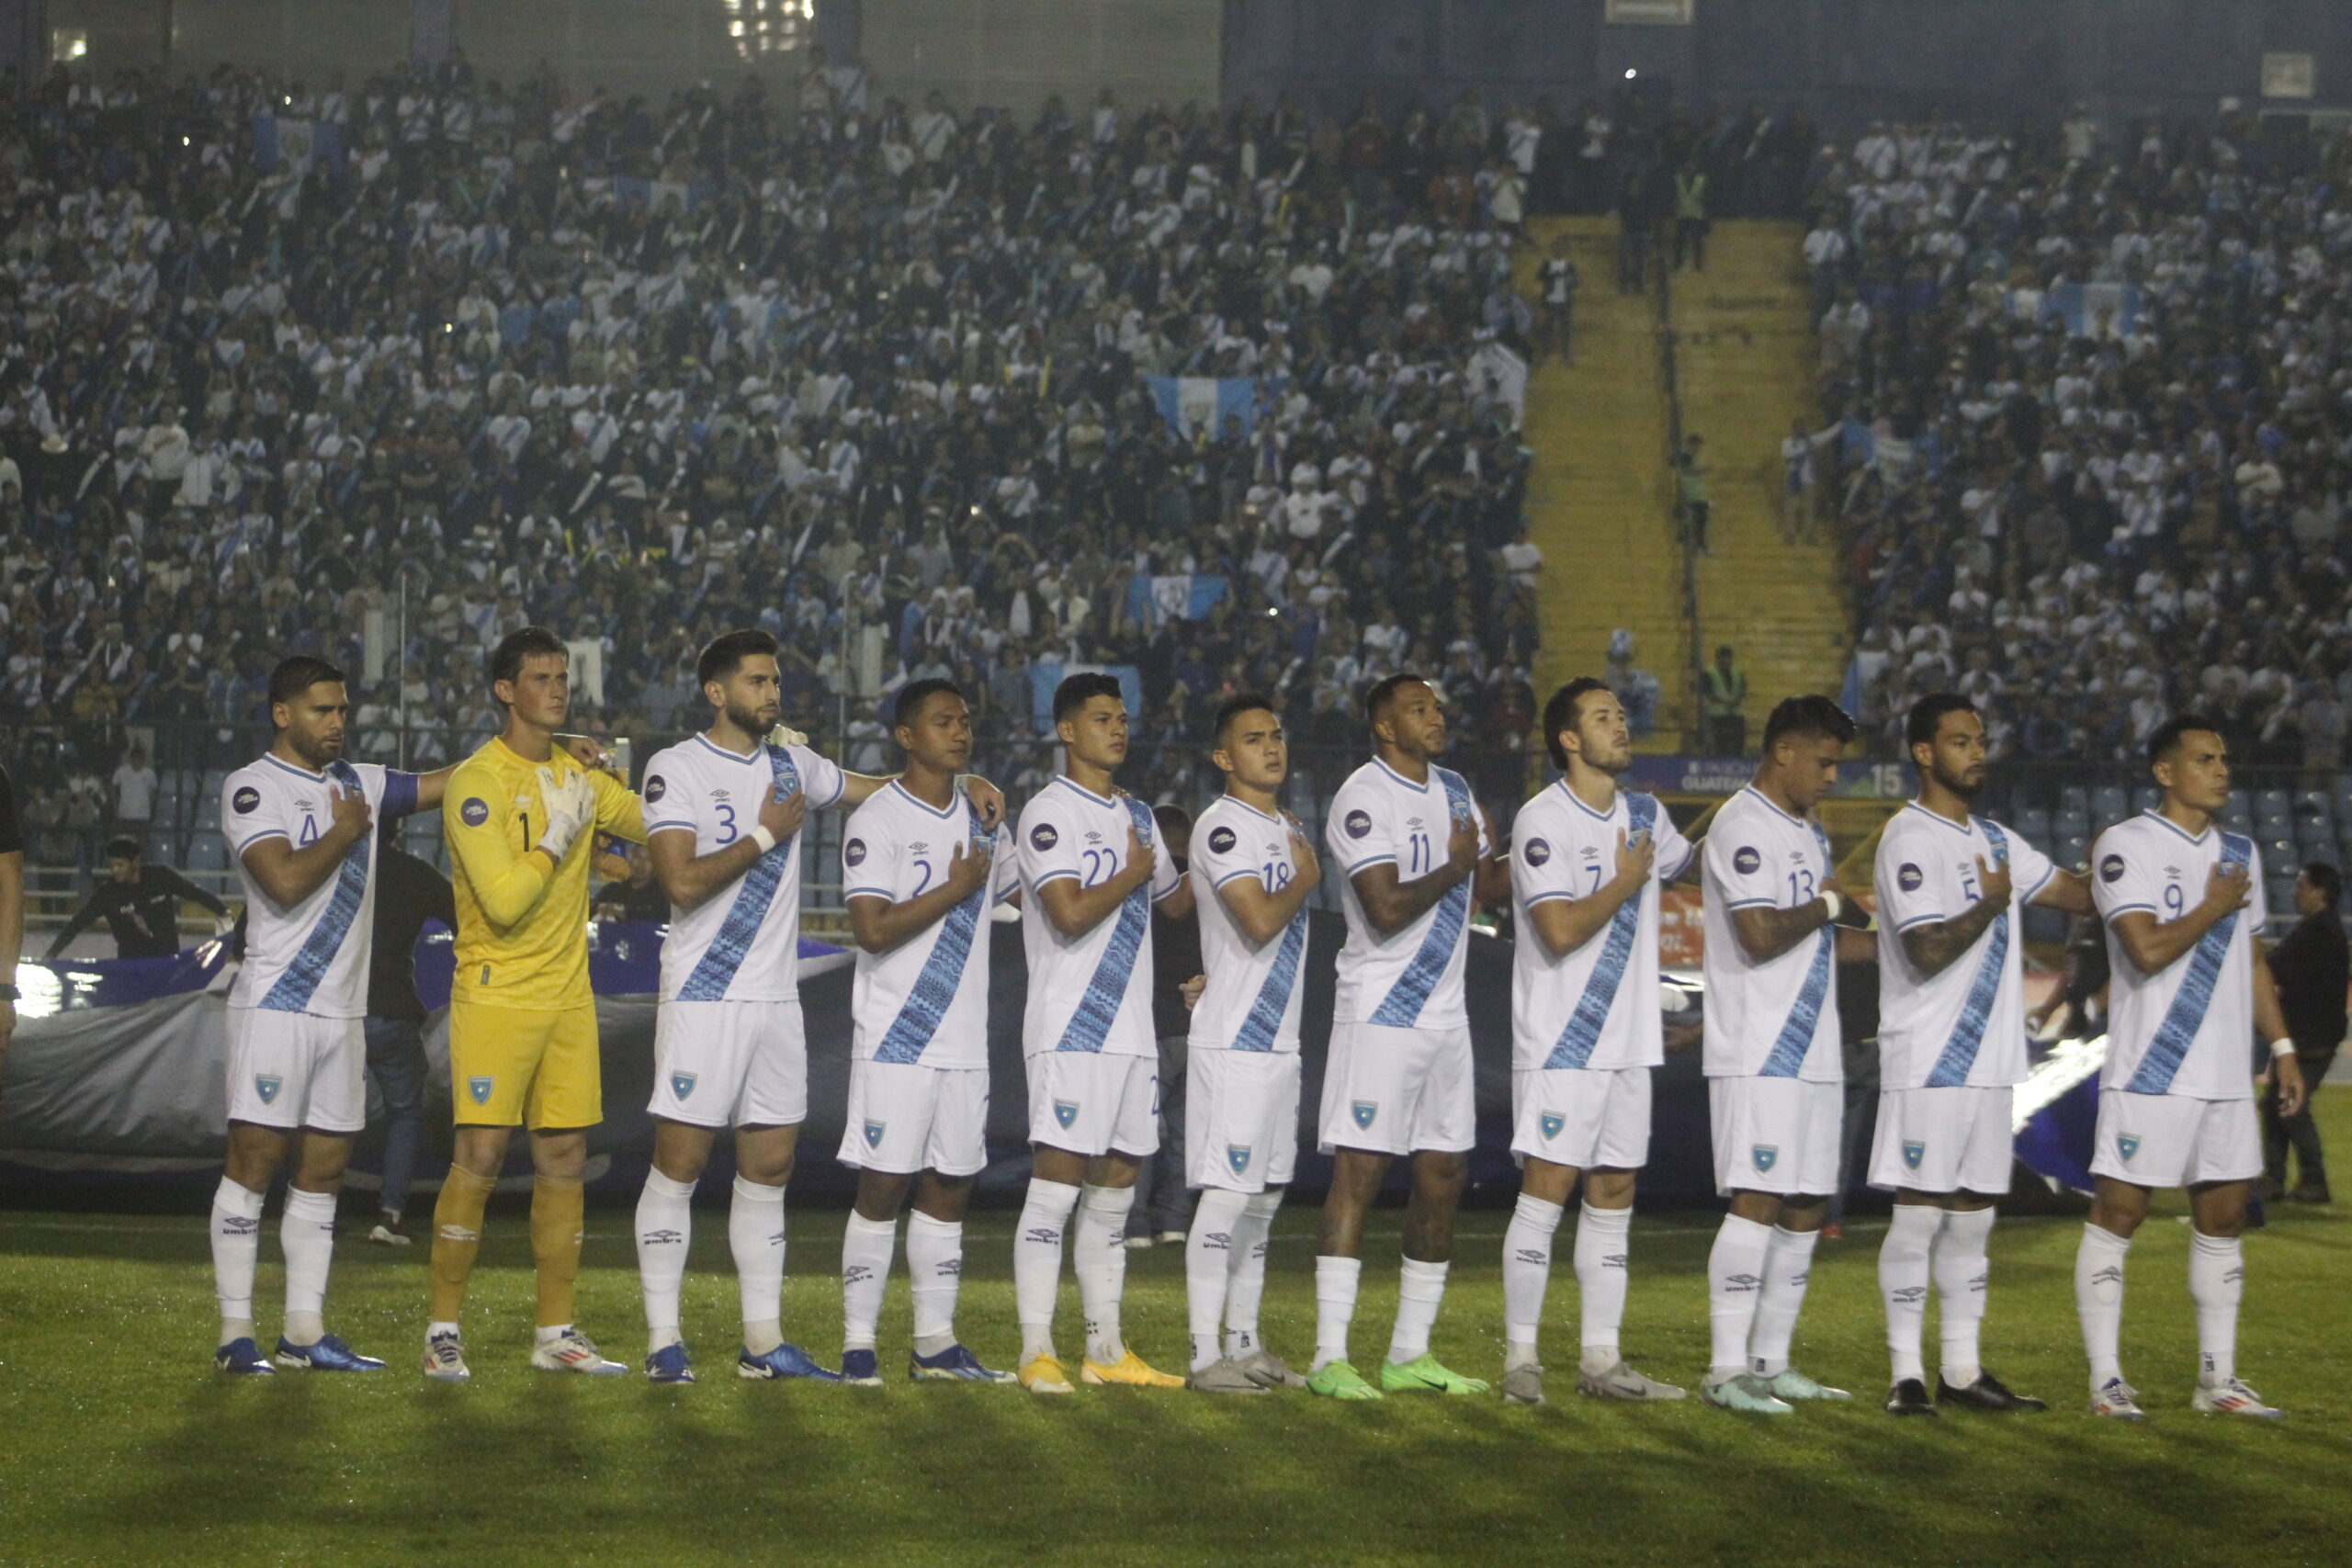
[
  {"x1": 1147, "y1": 376, "x2": 1256, "y2": 439},
  {"x1": 2037, "y1": 281, "x2": 2141, "y2": 340},
  {"x1": 1123, "y1": 571, "x2": 1229, "y2": 627}
]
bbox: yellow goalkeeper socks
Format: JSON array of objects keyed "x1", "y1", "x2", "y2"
[
  {"x1": 531, "y1": 1173, "x2": 585, "y2": 1329},
  {"x1": 429, "y1": 1165, "x2": 497, "y2": 1323}
]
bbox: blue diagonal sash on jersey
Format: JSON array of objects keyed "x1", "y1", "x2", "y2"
[
  {"x1": 1370, "y1": 768, "x2": 1475, "y2": 1029},
  {"x1": 1055, "y1": 795, "x2": 1159, "y2": 1053},
  {"x1": 1543, "y1": 793, "x2": 1657, "y2": 1069},
  {"x1": 1758, "y1": 929, "x2": 1834, "y2": 1078},
  {"x1": 677, "y1": 746, "x2": 802, "y2": 1002},
  {"x1": 874, "y1": 805, "x2": 992, "y2": 1065},
  {"x1": 1231, "y1": 908, "x2": 1307, "y2": 1053},
  {"x1": 1924, "y1": 820, "x2": 2010, "y2": 1089},
  {"x1": 260, "y1": 761, "x2": 370, "y2": 1013},
  {"x1": 2125, "y1": 830, "x2": 2251, "y2": 1094}
]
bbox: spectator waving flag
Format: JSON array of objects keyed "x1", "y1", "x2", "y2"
[{"x1": 1147, "y1": 376, "x2": 1256, "y2": 439}]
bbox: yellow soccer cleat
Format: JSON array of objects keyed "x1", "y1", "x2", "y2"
[
  {"x1": 1018, "y1": 1353, "x2": 1075, "y2": 1395},
  {"x1": 1080, "y1": 1349, "x2": 1186, "y2": 1388}
]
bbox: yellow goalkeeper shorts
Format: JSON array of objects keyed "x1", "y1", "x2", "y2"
[{"x1": 447, "y1": 999, "x2": 602, "y2": 1131}]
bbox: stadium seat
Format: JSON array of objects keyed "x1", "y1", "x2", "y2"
[
  {"x1": 2056, "y1": 833, "x2": 2088, "y2": 869},
  {"x1": 2090, "y1": 785, "x2": 2128, "y2": 826},
  {"x1": 2254, "y1": 787, "x2": 2292, "y2": 822},
  {"x1": 2014, "y1": 807, "x2": 2052, "y2": 846},
  {"x1": 2058, "y1": 784, "x2": 2089, "y2": 817},
  {"x1": 2133, "y1": 786, "x2": 2162, "y2": 816}
]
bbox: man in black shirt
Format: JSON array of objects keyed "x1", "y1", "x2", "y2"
[
  {"x1": 364, "y1": 832, "x2": 457, "y2": 1245},
  {"x1": 43, "y1": 834, "x2": 228, "y2": 960},
  {"x1": 2265, "y1": 863, "x2": 2346, "y2": 1204},
  {"x1": 1128, "y1": 803, "x2": 1202, "y2": 1247},
  {"x1": 0, "y1": 762, "x2": 24, "y2": 1104}
]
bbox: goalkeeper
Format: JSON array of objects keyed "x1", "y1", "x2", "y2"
[{"x1": 423, "y1": 627, "x2": 647, "y2": 1381}]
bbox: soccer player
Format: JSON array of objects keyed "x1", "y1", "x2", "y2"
[
  {"x1": 211, "y1": 656, "x2": 445, "y2": 1374},
  {"x1": 834, "y1": 678, "x2": 1017, "y2": 1385},
  {"x1": 632, "y1": 634, "x2": 1007, "y2": 1383},
  {"x1": 1181, "y1": 694, "x2": 1322, "y2": 1394},
  {"x1": 1871, "y1": 693, "x2": 2090, "y2": 1416},
  {"x1": 424, "y1": 627, "x2": 648, "y2": 1381},
  {"x1": 2075, "y1": 714, "x2": 2306, "y2": 1419},
  {"x1": 1009, "y1": 671, "x2": 1196, "y2": 1393},
  {"x1": 1698, "y1": 694, "x2": 1860, "y2": 1415},
  {"x1": 1501, "y1": 678, "x2": 1695, "y2": 1405},
  {"x1": 1310, "y1": 672, "x2": 1509, "y2": 1400}
]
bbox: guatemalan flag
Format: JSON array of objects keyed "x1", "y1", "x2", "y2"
[
  {"x1": 1125, "y1": 572, "x2": 1230, "y2": 627},
  {"x1": 1147, "y1": 377, "x2": 1256, "y2": 439},
  {"x1": 2039, "y1": 281, "x2": 2141, "y2": 340}
]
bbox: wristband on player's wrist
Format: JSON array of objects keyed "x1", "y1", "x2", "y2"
[
  {"x1": 2269, "y1": 1037, "x2": 2299, "y2": 1060},
  {"x1": 750, "y1": 824, "x2": 779, "y2": 854},
  {"x1": 1819, "y1": 889, "x2": 1842, "y2": 923}
]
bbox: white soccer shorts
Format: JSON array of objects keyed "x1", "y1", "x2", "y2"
[
  {"x1": 2088, "y1": 1089, "x2": 2261, "y2": 1188},
  {"x1": 1027, "y1": 1051, "x2": 1159, "y2": 1157},
  {"x1": 224, "y1": 1005, "x2": 366, "y2": 1134},
  {"x1": 1510, "y1": 1065, "x2": 1652, "y2": 1171},
  {"x1": 1187, "y1": 1050, "x2": 1302, "y2": 1193},
  {"x1": 647, "y1": 998, "x2": 808, "y2": 1130},
  {"x1": 1317, "y1": 1021, "x2": 1476, "y2": 1156},
  {"x1": 1709, "y1": 1075, "x2": 1841, "y2": 1198},
  {"x1": 837, "y1": 1061, "x2": 990, "y2": 1177},
  {"x1": 1868, "y1": 1084, "x2": 2015, "y2": 1195}
]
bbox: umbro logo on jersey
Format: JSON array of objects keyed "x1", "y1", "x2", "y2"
[
  {"x1": 670, "y1": 1072, "x2": 697, "y2": 1100},
  {"x1": 1084, "y1": 831, "x2": 1104, "y2": 846},
  {"x1": 232, "y1": 785, "x2": 261, "y2": 814},
  {"x1": 1227, "y1": 1144, "x2": 1252, "y2": 1174},
  {"x1": 1897, "y1": 863, "x2": 1924, "y2": 893},
  {"x1": 254, "y1": 1074, "x2": 282, "y2": 1105},
  {"x1": 2117, "y1": 1134, "x2": 2140, "y2": 1160},
  {"x1": 1734, "y1": 846, "x2": 1761, "y2": 874},
  {"x1": 864, "y1": 1120, "x2": 886, "y2": 1148},
  {"x1": 468, "y1": 1075, "x2": 494, "y2": 1105},
  {"x1": 1054, "y1": 1099, "x2": 1080, "y2": 1129},
  {"x1": 460, "y1": 796, "x2": 490, "y2": 827},
  {"x1": 2099, "y1": 853, "x2": 2125, "y2": 884},
  {"x1": 1902, "y1": 1140, "x2": 1926, "y2": 1169},
  {"x1": 2163, "y1": 865, "x2": 2179, "y2": 878},
  {"x1": 1539, "y1": 1111, "x2": 1565, "y2": 1140},
  {"x1": 1352, "y1": 1100, "x2": 1378, "y2": 1130},
  {"x1": 1031, "y1": 823, "x2": 1059, "y2": 851},
  {"x1": 1344, "y1": 809, "x2": 1372, "y2": 840},
  {"x1": 1523, "y1": 838, "x2": 1551, "y2": 866},
  {"x1": 1751, "y1": 1144, "x2": 1778, "y2": 1171},
  {"x1": 645, "y1": 774, "x2": 667, "y2": 803},
  {"x1": 1207, "y1": 825, "x2": 1238, "y2": 854}
]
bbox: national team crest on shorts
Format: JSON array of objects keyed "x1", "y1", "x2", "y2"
[
  {"x1": 2117, "y1": 1134, "x2": 2140, "y2": 1161},
  {"x1": 671, "y1": 1071, "x2": 697, "y2": 1100},
  {"x1": 254, "y1": 1074, "x2": 282, "y2": 1106},
  {"x1": 864, "y1": 1120, "x2": 886, "y2": 1148},
  {"x1": 1752, "y1": 1144, "x2": 1778, "y2": 1172},
  {"x1": 1352, "y1": 1100, "x2": 1378, "y2": 1130},
  {"x1": 1054, "y1": 1099, "x2": 1080, "y2": 1129},
  {"x1": 1539, "y1": 1110, "x2": 1565, "y2": 1140},
  {"x1": 468, "y1": 1075, "x2": 494, "y2": 1105},
  {"x1": 1902, "y1": 1140, "x2": 1926, "y2": 1169},
  {"x1": 1227, "y1": 1145, "x2": 1252, "y2": 1175}
]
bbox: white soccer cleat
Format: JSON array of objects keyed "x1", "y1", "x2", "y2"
[
  {"x1": 1579, "y1": 1359, "x2": 1687, "y2": 1402},
  {"x1": 422, "y1": 1330, "x2": 470, "y2": 1383},
  {"x1": 530, "y1": 1327, "x2": 627, "y2": 1376},
  {"x1": 2191, "y1": 1376, "x2": 2282, "y2": 1419},
  {"x1": 2089, "y1": 1377, "x2": 2147, "y2": 1420}
]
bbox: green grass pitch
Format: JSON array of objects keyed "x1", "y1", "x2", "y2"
[{"x1": 3, "y1": 1098, "x2": 2348, "y2": 1568}]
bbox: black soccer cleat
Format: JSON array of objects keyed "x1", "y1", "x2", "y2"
[
  {"x1": 1884, "y1": 1378, "x2": 1938, "y2": 1417},
  {"x1": 1937, "y1": 1371, "x2": 2045, "y2": 1412}
]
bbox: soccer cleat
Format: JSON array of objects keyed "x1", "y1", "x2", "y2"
[
  {"x1": 2192, "y1": 1376, "x2": 2283, "y2": 1419},
  {"x1": 1379, "y1": 1353, "x2": 1492, "y2": 1396},
  {"x1": 1578, "y1": 1359, "x2": 1688, "y2": 1402},
  {"x1": 1937, "y1": 1371, "x2": 2044, "y2": 1412},
  {"x1": 1233, "y1": 1348, "x2": 1308, "y2": 1390},
  {"x1": 367, "y1": 1215, "x2": 413, "y2": 1247},
  {"x1": 2089, "y1": 1378, "x2": 2147, "y2": 1420},
  {"x1": 422, "y1": 1330, "x2": 470, "y2": 1382},
  {"x1": 1305, "y1": 1359, "x2": 1384, "y2": 1400},
  {"x1": 1884, "y1": 1378, "x2": 1938, "y2": 1417},
  {"x1": 1018, "y1": 1353, "x2": 1075, "y2": 1394},
  {"x1": 738, "y1": 1343, "x2": 844, "y2": 1382},
  {"x1": 644, "y1": 1343, "x2": 695, "y2": 1383},
  {"x1": 529, "y1": 1327, "x2": 627, "y2": 1376},
  {"x1": 214, "y1": 1337, "x2": 276, "y2": 1376},
  {"x1": 1500, "y1": 1363, "x2": 1545, "y2": 1406},
  {"x1": 1763, "y1": 1367, "x2": 1851, "y2": 1402},
  {"x1": 1186, "y1": 1358, "x2": 1268, "y2": 1394},
  {"x1": 1701, "y1": 1372, "x2": 1792, "y2": 1415},
  {"x1": 274, "y1": 1334, "x2": 385, "y2": 1372},
  {"x1": 839, "y1": 1348, "x2": 883, "y2": 1386},
  {"x1": 909, "y1": 1344, "x2": 1016, "y2": 1382},
  {"x1": 1081, "y1": 1349, "x2": 1186, "y2": 1388}
]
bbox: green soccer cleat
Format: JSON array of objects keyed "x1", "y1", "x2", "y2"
[
  {"x1": 1701, "y1": 1372, "x2": 1794, "y2": 1415},
  {"x1": 1305, "y1": 1359, "x2": 1385, "y2": 1400},
  {"x1": 1379, "y1": 1353, "x2": 1492, "y2": 1396},
  {"x1": 1763, "y1": 1367, "x2": 1851, "y2": 1402}
]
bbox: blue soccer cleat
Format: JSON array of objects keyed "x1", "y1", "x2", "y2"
[
  {"x1": 840, "y1": 1348, "x2": 883, "y2": 1386},
  {"x1": 645, "y1": 1342, "x2": 696, "y2": 1383},
  {"x1": 274, "y1": 1334, "x2": 386, "y2": 1372},
  {"x1": 740, "y1": 1342, "x2": 845, "y2": 1382},
  {"x1": 910, "y1": 1344, "x2": 1017, "y2": 1382},
  {"x1": 215, "y1": 1337, "x2": 276, "y2": 1376}
]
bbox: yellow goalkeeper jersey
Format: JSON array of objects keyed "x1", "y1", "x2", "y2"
[{"x1": 445, "y1": 735, "x2": 646, "y2": 1011}]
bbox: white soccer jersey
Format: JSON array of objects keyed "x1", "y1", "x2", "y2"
[
  {"x1": 842, "y1": 781, "x2": 1010, "y2": 1072},
  {"x1": 1327, "y1": 759, "x2": 1491, "y2": 1031},
  {"x1": 2092, "y1": 810, "x2": 2266, "y2": 1101},
  {"x1": 1873, "y1": 803, "x2": 2057, "y2": 1089},
  {"x1": 224, "y1": 754, "x2": 413, "y2": 1019},
  {"x1": 1016, "y1": 775, "x2": 1182, "y2": 1057},
  {"x1": 643, "y1": 734, "x2": 846, "y2": 1002},
  {"x1": 1510, "y1": 780, "x2": 1694, "y2": 1073},
  {"x1": 1188, "y1": 795, "x2": 1310, "y2": 1055},
  {"x1": 1701, "y1": 785, "x2": 1842, "y2": 1082}
]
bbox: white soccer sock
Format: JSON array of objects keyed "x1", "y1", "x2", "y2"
[
  {"x1": 2074, "y1": 1222, "x2": 2132, "y2": 1390},
  {"x1": 1878, "y1": 1202, "x2": 1942, "y2": 1384},
  {"x1": 1575, "y1": 1201, "x2": 1634, "y2": 1375},
  {"x1": 1013, "y1": 1178, "x2": 1080, "y2": 1361},
  {"x1": 840, "y1": 1212, "x2": 898, "y2": 1353},
  {"x1": 1387, "y1": 1258, "x2": 1449, "y2": 1365},
  {"x1": 1933, "y1": 1206, "x2": 1996, "y2": 1388},
  {"x1": 1313, "y1": 1255, "x2": 1362, "y2": 1371},
  {"x1": 1705, "y1": 1213, "x2": 1772, "y2": 1380},
  {"x1": 210, "y1": 1177, "x2": 265, "y2": 1346},
  {"x1": 2188, "y1": 1229, "x2": 2243, "y2": 1385},
  {"x1": 634, "y1": 1169, "x2": 695, "y2": 1353},
  {"x1": 1502, "y1": 1193, "x2": 1564, "y2": 1371},
  {"x1": 1223, "y1": 1189, "x2": 1282, "y2": 1359},
  {"x1": 1075, "y1": 1184, "x2": 1136, "y2": 1365},
  {"x1": 730, "y1": 1177, "x2": 786, "y2": 1355},
  {"x1": 1748, "y1": 1224, "x2": 1819, "y2": 1378},
  {"x1": 906, "y1": 1211, "x2": 964, "y2": 1356},
  {"x1": 1185, "y1": 1189, "x2": 1249, "y2": 1370},
  {"x1": 280, "y1": 1186, "x2": 339, "y2": 1347}
]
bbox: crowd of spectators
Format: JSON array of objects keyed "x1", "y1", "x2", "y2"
[{"x1": 1808, "y1": 108, "x2": 2352, "y2": 774}]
